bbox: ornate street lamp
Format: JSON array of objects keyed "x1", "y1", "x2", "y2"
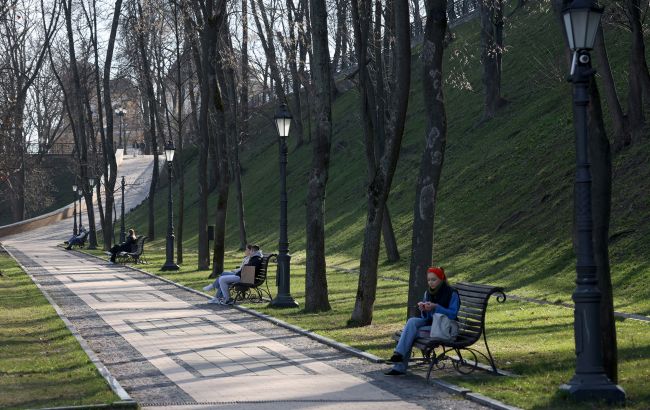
[
  {"x1": 161, "y1": 140, "x2": 179, "y2": 271},
  {"x1": 559, "y1": 0, "x2": 625, "y2": 403},
  {"x1": 87, "y1": 176, "x2": 97, "y2": 249},
  {"x1": 270, "y1": 104, "x2": 298, "y2": 308},
  {"x1": 72, "y1": 184, "x2": 78, "y2": 235},
  {"x1": 120, "y1": 176, "x2": 126, "y2": 244},
  {"x1": 116, "y1": 107, "x2": 126, "y2": 150},
  {"x1": 77, "y1": 187, "x2": 83, "y2": 231}
]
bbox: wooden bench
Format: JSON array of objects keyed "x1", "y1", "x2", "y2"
[
  {"x1": 116, "y1": 235, "x2": 147, "y2": 264},
  {"x1": 392, "y1": 282, "x2": 506, "y2": 379},
  {"x1": 231, "y1": 254, "x2": 276, "y2": 303}
]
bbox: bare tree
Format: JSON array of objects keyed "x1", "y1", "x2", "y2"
[
  {"x1": 0, "y1": 0, "x2": 59, "y2": 222},
  {"x1": 407, "y1": 0, "x2": 449, "y2": 319},
  {"x1": 303, "y1": 0, "x2": 333, "y2": 313},
  {"x1": 349, "y1": 0, "x2": 411, "y2": 326},
  {"x1": 479, "y1": 0, "x2": 507, "y2": 121}
]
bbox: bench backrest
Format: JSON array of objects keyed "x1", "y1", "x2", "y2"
[
  {"x1": 132, "y1": 236, "x2": 146, "y2": 256},
  {"x1": 79, "y1": 230, "x2": 89, "y2": 242},
  {"x1": 453, "y1": 282, "x2": 505, "y2": 346},
  {"x1": 252, "y1": 254, "x2": 276, "y2": 287}
]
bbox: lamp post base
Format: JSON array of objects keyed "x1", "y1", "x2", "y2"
[
  {"x1": 161, "y1": 262, "x2": 179, "y2": 271},
  {"x1": 560, "y1": 375, "x2": 625, "y2": 404},
  {"x1": 270, "y1": 294, "x2": 299, "y2": 308}
]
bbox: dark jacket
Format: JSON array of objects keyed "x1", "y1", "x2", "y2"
[
  {"x1": 421, "y1": 282, "x2": 460, "y2": 322},
  {"x1": 237, "y1": 252, "x2": 263, "y2": 277}
]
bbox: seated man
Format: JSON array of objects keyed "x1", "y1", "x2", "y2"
[
  {"x1": 204, "y1": 244, "x2": 263, "y2": 305},
  {"x1": 65, "y1": 227, "x2": 87, "y2": 250},
  {"x1": 108, "y1": 229, "x2": 138, "y2": 263}
]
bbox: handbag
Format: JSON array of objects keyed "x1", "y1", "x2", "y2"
[
  {"x1": 429, "y1": 313, "x2": 459, "y2": 342},
  {"x1": 240, "y1": 265, "x2": 256, "y2": 285}
]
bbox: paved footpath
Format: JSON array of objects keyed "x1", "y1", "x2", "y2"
[{"x1": 1, "y1": 157, "x2": 489, "y2": 410}]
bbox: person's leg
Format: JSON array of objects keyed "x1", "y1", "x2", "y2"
[
  {"x1": 391, "y1": 317, "x2": 430, "y2": 373},
  {"x1": 204, "y1": 271, "x2": 234, "y2": 295},
  {"x1": 110, "y1": 245, "x2": 120, "y2": 262},
  {"x1": 218, "y1": 275, "x2": 241, "y2": 302}
]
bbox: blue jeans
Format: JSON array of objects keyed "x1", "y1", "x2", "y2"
[
  {"x1": 392, "y1": 317, "x2": 430, "y2": 373},
  {"x1": 212, "y1": 271, "x2": 236, "y2": 298}
]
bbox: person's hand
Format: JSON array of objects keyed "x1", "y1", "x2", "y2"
[
  {"x1": 417, "y1": 302, "x2": 425, "y2": 311},
  {"x1": 424, "y1": 302, "x2": 436, "y2": 312}
]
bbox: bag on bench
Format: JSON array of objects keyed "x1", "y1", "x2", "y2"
[{"x1": 429, "y1": 313, "x2": 459, "y2": 342}]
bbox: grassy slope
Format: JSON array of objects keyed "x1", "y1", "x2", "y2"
[
  {"x1": 0, "y1": 253, "x2": 120, "y2": 409},
  {"x1": 135, "y1": 1, "x2": 650, "y2": 314},
  {"x1": 82, "y1": 3, "x2": 650, "y2": 409}
]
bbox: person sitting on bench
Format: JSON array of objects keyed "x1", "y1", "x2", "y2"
[
  {"x1": 109, "y1": 229, "x2": 137, "y2": 264},
  {"x1": 65, "y1": 227, "x2": 87, "y2": 250},
  {"x1": 203, "y1": 244, "x2": 263, "y2": 305},
  {"x1": 385, "y1": 266, "x2": 460, "y2": 376}
]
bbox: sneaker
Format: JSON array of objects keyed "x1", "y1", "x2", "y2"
[
  {"x1": 207, "y1": 297, "x2": 223, "y2": 304},
  {"x1": 108, "y1": 260, "x2": 115, "y2": 265},
  {"x1": 65, "y1": 246, "x2": 72, "y2": 250},
  {"x1": 384, "y1": 369, "x2": 406, "y2": 376},
  {"x1": 223, "y1": 299, "x2": 234, "y2": 305},
  {"x1": 202, "y1": 284, "x2": 214, "y2": 292}
]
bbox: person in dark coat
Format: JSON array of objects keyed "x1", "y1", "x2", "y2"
[{"x1": 109, "y1": 229, "x2": 137, "y2": 263}]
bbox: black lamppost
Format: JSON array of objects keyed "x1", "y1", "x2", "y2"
[
  {"x1": 77, "y1": 187, "x2": 83, "y2": 231},
  {"x1": 120, "y1": 176, "x2": 126, "y2": 243},
  {"x1": 161, "y1": 140, "x2": 179, "y2": 271},
  {"x1": 116, "y1": 107, "x2": 126, "y2": 150},
  {"x1": 559, "y1": 0, "x2": 625, "y2": 403},
  {"x1": 87, "y1": 176, "x2": 97, "y2": 249},
  {"x1": 270, "y1": 104, "x2": 298, "y2": 308},
  {"x1": 72, "y1": 183, "x2": 78, "y2": 235}
]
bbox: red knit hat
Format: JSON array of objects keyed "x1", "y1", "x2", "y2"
[{"x1": 427, "y1": 266, "x2": 446, "y2": 280}]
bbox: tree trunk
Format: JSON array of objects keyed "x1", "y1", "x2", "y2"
[
  {"x1": 211, "y1": 24, "x2": 232, "y2": 277},
  {"x1": 479, "y1": 0, "x2": 506, "y2": 121},
  {"x1": 411, "y1": 0, "x2": 423, "y2": 40},
  {"x1": 587, "y1": 76, "x2": 618, "y2": 384},
  {"x1": 382, "y1": 206, "x2": 400, "y2": 262},
  {"x1": 350, "y1": 0, "x2": 410, "y2": 326},
  {"x1": 593, "y1": 26, "x2": 629, "y2": 150},
  {"x1": 626, "y1": 0, "x2": 648, "y2": 144},
  {"x1": 407, "y1": 0, "x2": 448, "y2": 320},
  {"x1": 236, "y1": 0, "x2": 250, "y2": 250},
  {"x1": 304, "y1": 0, "x2": 333, "y2": 313},
  {"x1": 194, "y1": 4, "x2": 225, "y2": 271}
]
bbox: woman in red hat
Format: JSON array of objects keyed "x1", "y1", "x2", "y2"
[{"x1": 385, "y1": 266, "x2": 460, "y2": 376}]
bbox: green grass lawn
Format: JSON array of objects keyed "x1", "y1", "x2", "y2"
[
  {"x1": 0, "y1": 252, "x2": 122, "y2": 409},
  {"x1": 84, "y1": 245, "x2": 649, "y2": 410}
]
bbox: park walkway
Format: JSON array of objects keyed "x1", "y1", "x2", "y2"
[{"x1": 0, "y1": 156, "x2": 490, "y2": 409}]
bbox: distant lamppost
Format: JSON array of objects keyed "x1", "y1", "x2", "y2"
[
  {"x1": 77, "y1": 187, "x2": 83, "y2": 231},
  {"x1": 270, "y1": 104, "x2": 298, "y2": 308},
  {"x1": 72, "y1": 184, "x2": 78, "y2": 235},
  {"x1": 120, "y1": 176, "x2": 126, "y2": 243},
  {"x1": 161, "y1": 140, "x2": 179, "y2": 271},
  {"x1": 87, "y1": 176, "x2": 97, "y2": 249},
  {"x1": 116, "y1": 107, "x2": 126, "y2": 150},
  {"x1": 559, "y1": 0, "x2": 625, "y2": 403}
]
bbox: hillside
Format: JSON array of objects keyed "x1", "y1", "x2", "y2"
[{"x1": 54, "y1": 3, "x2": 650, "y2": 315}]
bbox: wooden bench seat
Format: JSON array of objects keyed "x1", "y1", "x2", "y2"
[{"x1": 392, "y1": 282, "x2": 506, "y2": 379}]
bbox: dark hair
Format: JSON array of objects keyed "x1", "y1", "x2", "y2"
[{"x1": 250, "y1": 244, "x2": 260, "y2": 252}]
